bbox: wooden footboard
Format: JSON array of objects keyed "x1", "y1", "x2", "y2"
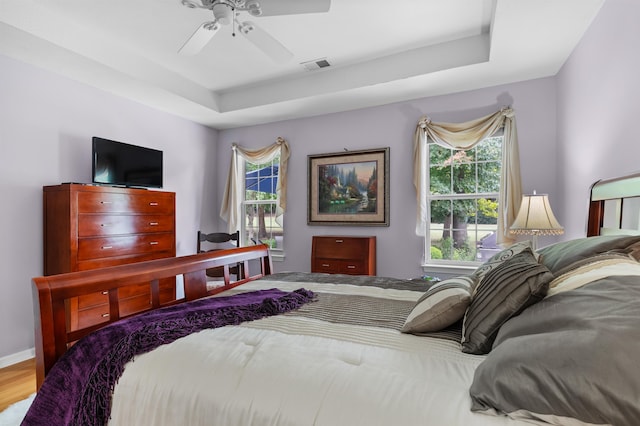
[{"x1": 32, "y1": 245, "x2": 273, "y2": 389}]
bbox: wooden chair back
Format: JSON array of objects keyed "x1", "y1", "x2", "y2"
[{"x1": 197, "y1": 231, "x2": 241, "y2": 278}]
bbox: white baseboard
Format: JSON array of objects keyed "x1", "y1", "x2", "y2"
[{"x1": 0, "y1": 348, "x2": 35, "y2": 369}]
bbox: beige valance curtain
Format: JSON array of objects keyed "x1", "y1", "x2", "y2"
[
  {"x1": 413, "y1": 108, "x2": 522, "y2": 246},
  {"x1": 220, "y1": 137, "x2": 290, "y2": 234}
]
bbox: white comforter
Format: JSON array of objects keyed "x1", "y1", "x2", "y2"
[{"x1": 108, "y1": 279, "x2": 537, "y2": 426}]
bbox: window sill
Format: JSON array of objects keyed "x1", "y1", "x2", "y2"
[
  {"x1": 421, "y1": 263, "x2": 478, "y2": 277},
  {"x1": 270, "y1": 251, "x2": 285, "y2": 262}
]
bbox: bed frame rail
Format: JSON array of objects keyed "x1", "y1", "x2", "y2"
[{"x1": 32, "y1": 245, "x2": 273, "y2": 388}]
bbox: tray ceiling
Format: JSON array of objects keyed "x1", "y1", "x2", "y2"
[{"x1": 0, "y1": 0, "x2": 604, "y2": 129}]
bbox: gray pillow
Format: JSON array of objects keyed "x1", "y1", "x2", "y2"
[
  {"x1": 470, "y1": 275, "x2": 640, "y2": 426},
  {"x1": 401, "y1": 275, "x2": 474, "y2": 334},
  {"x1": 537, "y1": 234, "x2": 640, "y2": 275},
  {"x1": 462, "y1": 248, "x2": 552, "y2": 355}
]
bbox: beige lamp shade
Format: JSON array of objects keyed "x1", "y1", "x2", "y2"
[{"x1": 510, "y1": 192, "x2": 564, "y2": 236}]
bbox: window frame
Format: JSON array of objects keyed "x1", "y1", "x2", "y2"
[
  {"x1": 239, "y1": 154, "x2": 285, "y2": 259},
  {"x1": 422, "y1": 132, "x2": 504, "y2": 269}
]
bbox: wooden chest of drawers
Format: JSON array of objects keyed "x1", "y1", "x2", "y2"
[
  {"x1": 311, "y1": 235, "x2": 376, "y2": 276},
  {"x1": 43, "y1": 184, "x2": 176, "y2": 330}
]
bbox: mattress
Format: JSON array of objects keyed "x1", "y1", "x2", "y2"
[{"x1": 108, "y1": 276, "x2": 536, "y2": 426}]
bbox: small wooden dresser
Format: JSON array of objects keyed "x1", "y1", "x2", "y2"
[
  {"x1": 311, "y1": 235, "x2": 376, "y2": 276},
  {"x1": 43, "y1": 183, "x2": 176, "y2": 330}
]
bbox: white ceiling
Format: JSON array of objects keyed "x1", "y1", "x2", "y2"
[{"x1": 0, "y1": 0, "x2": 604, "y2": 129}]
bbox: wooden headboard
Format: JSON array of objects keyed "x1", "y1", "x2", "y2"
[
  {"x1": 32, "y1": 245, "x2": 273, "y2": 388},
  {"x1": 588, "y1": 172, "x2": 640, "y2": 236}
]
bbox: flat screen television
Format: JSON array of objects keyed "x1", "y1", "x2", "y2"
[{"x1": 92, "y1": 137, "x2": 163, "y2": 188}]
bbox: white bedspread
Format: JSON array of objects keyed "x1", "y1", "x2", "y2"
[{"x1": 108, "y1": 279, "x2": 538, "y2": 426}]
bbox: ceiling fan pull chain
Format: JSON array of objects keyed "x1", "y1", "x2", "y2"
[{"x1": 232, "y1": 6, "x2": 236, "y2": 36}]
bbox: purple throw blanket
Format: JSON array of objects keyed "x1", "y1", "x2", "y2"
[{"x1": 23, "y1": 288, "x2": 314, "y2": 426}]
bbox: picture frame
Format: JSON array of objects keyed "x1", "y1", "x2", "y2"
[{"x1": 308, "y1": 147, "x2": 390, "y2": 226}]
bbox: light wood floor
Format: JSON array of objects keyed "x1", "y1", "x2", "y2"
[{"x1": 0, "y1": 358, "x2": 36, "y2": 412}]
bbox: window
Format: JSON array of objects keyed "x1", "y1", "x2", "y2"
[
  {"x1": 414, "y1": 108, "x2": 521, "y2": 269},
  {"x1": 425, "y1": 135, "x2": 503, "y2": 265},
  {"x1": 241, "y1": 154, "x2": 283, "y2": 253},
  {"x1": 220, "y1": 138, "x2": 289, "y2": 260}
]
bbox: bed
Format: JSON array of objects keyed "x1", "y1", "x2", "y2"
[{"x1": 23, "y1": 173, "x2": 640, "y2": 426}]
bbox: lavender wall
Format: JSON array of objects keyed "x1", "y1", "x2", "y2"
[
  {"x1": 2, "y1": 0, "x2": 635, "y2": 364},
  {"x1": 2, "y1": 0, "x2": 632, "y2": 364},
  {"x1": 0, "y1": 54, "x2": 218, "y2": 361},
  {"x1": 557, "y1": 0, "x2": 640, "y2": 238},
  {"x1": 217, "y1": 77, "x2": 558, "y2": 280}
]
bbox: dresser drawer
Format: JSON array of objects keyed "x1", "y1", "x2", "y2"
[
  {"x1": 45, "y1": 184, "x2": 177, "y2": 332},
  {"x1": 120, "y1": 293, "x2": 152, "y2": 317},
  {"x1": 312, "y1": 237, "x2": 369, "y2": 259},
  {"x1": 77, "y1": 191, "x2": 174, "y2": 215},
  {"x1": 78, "y1": 214, "x2": 174, "y2": 237},
  {"x1": 76, "y1": 252, "x2": 174, "y2": 271},
  {"x1": 311, "y1": 235, "x2": 376, "y2": 276},
  {"x1": 74, "y1": 296, "x2": 152, "y2": 329},
  {"x1": 312, "y1": 258, "x2": 368, "y2": 275},
  {"x1": 77, "y1": 291, "x2": 109, "y2": 309},
  {"x1": 69, "y1": 279, "x2": 175, "y2": 330},
  {"x1": 115, "y1": 281, "x2": 174, "y2": 303},
  {"x1": 77, "y1": 234, "x2": 174, "y2": 261},
  {"x1": 76, "y1": 304, "x2": 111, "y2": 329},
  {"x1": 118, "y1": 282, "x2": 150, "y2": 299},
  {"x1": 159, "y1": 281, "x2": 176, "y2": 304}
]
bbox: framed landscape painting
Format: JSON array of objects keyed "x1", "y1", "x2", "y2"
[{"x1": 308, "y1": 147, "x2": 390, "y2": 226}]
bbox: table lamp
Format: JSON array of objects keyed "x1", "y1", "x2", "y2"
[{"x1": 509, "y1": 191, "x2": 564, "y2": 250}]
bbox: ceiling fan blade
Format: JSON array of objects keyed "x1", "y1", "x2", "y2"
[
  {"x1": 257, "y1": 0, "x2": 331, "y2": 17},
  {"x1": 239, "y1": 21, "x2": 294, "y2": 63},
  {"x1": 178, "y1": 21, "x2": 220, "y2": 55}
]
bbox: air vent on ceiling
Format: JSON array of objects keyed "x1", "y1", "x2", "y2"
[{"x1": 301, "y1": 58, "x2": 331, "y2": 71}]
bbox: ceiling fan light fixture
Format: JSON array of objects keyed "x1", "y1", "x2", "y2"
[
  {"x1": 245, "y1": 0, "x2": 262, "y2": 16},
  {"x1": 238, "y1": 21, "x2": 255, "y2": 35},
  {"x1": 212, "y1": 3, "x2": 233, "y2": 25},
  {"x1": 179, "y1": 0, "x2": 330, "y2": 59},
  {"x1": 181, "y1": 0, "x2": 199, "y2": 9},
  {"x1": 203, "y1": 21, "x2": 221, "y2": 31}
]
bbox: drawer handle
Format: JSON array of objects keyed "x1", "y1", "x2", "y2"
[
  {"x1": 149, "y1": 222, "x2": 159, "y2": 226},
  {"x1": 101, "y1": 313, "x2": 110, "y2": 318},
  {"x1": 335, "y1": 239, "x2": 344, "y2": 243},
  {"x1": 149, "y1": 202, "x2": 159, "y2": 206},
  {"x1": 100, "y1": 201, "x2": 112, "y2": 205},
  {"x1": 321, "y1": 263, "x2": 330, "y2": 267},
  {"x1": 102, "y1": 291, "x2": 108, "y2": 295},
  {"x1": 347, "y1": 265, "x2": 356, "y2": 269},
  {"x1": 101, "y1": 246, "x2": 113, "y2": 250},
  {"x1": 149, "y1": 241, "x2": 159, "y2": 245}
]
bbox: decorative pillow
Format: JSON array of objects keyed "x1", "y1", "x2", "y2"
[
  {"x1": 470, "y1": 274, "x2": 640, "y2": 425},
  {"x1": 546, "y1": 255, "x2": 640, "y2": 298},
  {"x1": 401, "y1": 275, "x2": 475, "y2": 334},
  {"x1": 473, "y1": 240, "x2": 536, "y2": 287},
  {"x1": 537, "y1": 234, "x2": 640, "y2": 275},
  {"x1": 461, "y1": 248, "x2": 553, "y2": 354}
]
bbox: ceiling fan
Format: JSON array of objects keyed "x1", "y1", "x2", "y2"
[{"x1": 179, "y1": 0, "x2": 331, "y2": 63}]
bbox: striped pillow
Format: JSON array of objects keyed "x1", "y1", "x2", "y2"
[
  {"x1": 401, "y1": 275, "x2": 475, "y2": 334},
  {"x1": 462, "y1": 248, "x2": 552, "y2": 354}
]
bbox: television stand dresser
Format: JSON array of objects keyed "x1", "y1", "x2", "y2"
[
  {"x1": 311, "y1": 235, "x2": 376, "y2": 276},
  {"x1": 43, "y1": 183, "x2": 176, "y2": 330}
]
